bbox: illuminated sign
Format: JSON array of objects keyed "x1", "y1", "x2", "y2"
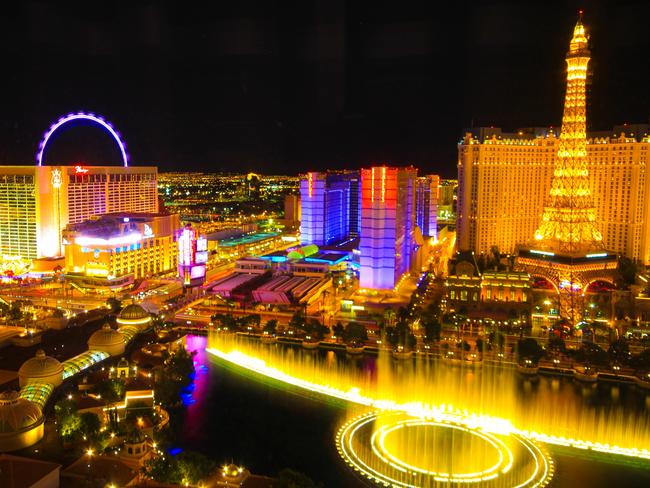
[
  {"x1": 190, "y1": 265, "x2": 206, "y2": 279},
  {"x1": 51, "y1": 169, "x2": 62, "y2": 189},
  {"x1": 143, "y1": 224, "x2": 154, "y2": 238},
  {"x1": 308, "y1": 172, "x2": 313, "y2": 198},
  {"x1": 74, "y1": 165, "x2": 89, "y2": 174},
  {"x1": 586, "y1": 253, "x2": 607, "y2": 258},
  {"x1": 195, "y1": 251, "x2": 208, "y2": 264},
  {"x1": 75, "y1": 233, "x2": 142, "y2": 247},
  {"x1": 196, "y1": 236, "x2": 207, "y2": 252},
  {"x1": 178, "y1": 227, "x2": 195, "y2": 267}
]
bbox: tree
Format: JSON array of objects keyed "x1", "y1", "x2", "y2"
[
  {"x1": 390, "y1": 322, "x2": 416, "y2": 350},
  {"x1": 608, "y1": 338, "x2": 631, "y2": 364},
  {"x1": 305, "y1": 318, "x2": 327, "y2": 341},
  {"x1": 78, "y1": 412, "x2": 101, "y2": 440},
  {"x1": 211, "y1": 313, "x2": 237, "y2": 330},
  {"x1": 94, "y1": 378, "x2": 125, "y2": 431},
  {"x1": 423, "y1": 318, "x2": 441, "y2": 344},
  {"x1": 167, "y1": 348, "x2": 195, "y2": 386},
  {"x1": 617, "y1": 256, "x2": 637, "y2": 287},
  {"x1": 7, "y1": 302, "x2": 22, "y2": 322},
  {"x1": 332, "y1": 322, "x2": 345, "y2": 341},
  {"x1": 548, "y1": 336, "x2": 566, "y2": 354},
  {"x1": 141, "y1": 456, "x2": 182, "y2": 483},
  {"x1": 263, "y1": 319, "x2": 278, "y2": 335},
  {"x1": 55, "y1": 398, "x2": 81, "y2": 439},
  {"x1": 176, "y1": 451, "x2": 216, "y2": 484},
  {"x1": 516, "y1": 338, "x2": 544, "y2": 363},
  {"x1": 344, "y1": 321, "x2": 367, "y2": 344},
  {"x1": 289, "y1": 310, "x2": 306, "y2": 332},
  {"x1": 106, "y1": 297, "x2": 122, "y2": 313},
  {"x1": 275, "y1": 468, "x2": 320, "y2": 488},
  {"x1": 51, "y1": 308, "x2": 66, "y2": 318},
  {"x1": 154, "y1": 377, "x2": 183, "y2": 408}
]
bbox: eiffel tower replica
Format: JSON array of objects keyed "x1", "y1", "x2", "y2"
[{"x1": 516, "y1": 14, "x2": 617, "y2": 325}]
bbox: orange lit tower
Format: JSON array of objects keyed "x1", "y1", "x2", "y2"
[{"x1": 517, "y1": 15, "x2": 617, "y2": 324}]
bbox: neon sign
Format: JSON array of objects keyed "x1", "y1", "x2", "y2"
[
  {"x1": 37, "y1": 112, "x2": 129, "y2": 167},
  {"x1": 74, "y1": 165, "x2": 89, "y2": 174},
  {"x1": 51, "y1": 169, "x2": 62, "y2": 189},
  {"x1": 75, "y1": 233, "x2": 142, "y2": 247},
  {"x1": 308, "y1": 172, "x2": 313, "y2": 198}
]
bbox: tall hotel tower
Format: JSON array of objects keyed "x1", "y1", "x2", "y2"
[
  {"x1": 299, "y1": 171, "x2": 360, "y2": 246},
  {"x1": 359, "y1": 166, "x2": 417, "y2": 290},
  {"x1": 0, "y1": 165, "x2": 158, "y2": 263},
  {"x1": 516, "y1": 17, "x2": 617, "y2": 323}
]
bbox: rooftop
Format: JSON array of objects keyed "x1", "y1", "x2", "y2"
[{"x1": 0, "y1": 454, "x2": 60, "y2": 488}]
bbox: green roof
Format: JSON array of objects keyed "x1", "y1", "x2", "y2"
[
  {"x1": 19, "y1": 382, "x2": 54, "y2": 409},
  {"x1": 63, "y1": 351, "x2": 110, "y2": 379}
]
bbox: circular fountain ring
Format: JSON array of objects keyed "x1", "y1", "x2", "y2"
[{"x1": 337, "y1": 411, "x2": 553, "y2": 488}]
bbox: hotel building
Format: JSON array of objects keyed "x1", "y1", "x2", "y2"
[
  {"x1": 359, "y1": 166, "x2": 418, "y2": 290},
  {"x1": 299, "y1": 171, "x2": 360, "y2": 246},
  {"x1": 415, "y1": 174, "x2": 440, "y2": 238},
  {"x1": 457, "y1": 128, "x2": 650, "y2": 262},
  {"x1": 0, "y1": 165, "x2": 158, "y2": 267},
  {"x1": 62, "y1": 212, "x2": 179, "y2": 289}
]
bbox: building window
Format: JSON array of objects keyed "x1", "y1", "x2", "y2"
[
  {"x1": 461, "y1": 290, "x2": 468, "y2": 301},
  {"x1": 450, "y1": 290, "x2": 455, "y2": 300}
]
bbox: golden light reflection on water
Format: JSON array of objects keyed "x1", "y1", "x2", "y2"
[{"x1": 207, "y1": 333, "x2": 650, "y2": 459}]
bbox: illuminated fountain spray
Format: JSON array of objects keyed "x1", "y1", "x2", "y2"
[{"x1": 207, "y1": 333, "x2": 649, "y2": 486}]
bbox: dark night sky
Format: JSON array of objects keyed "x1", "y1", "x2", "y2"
[{"x1": 0, "y1": 1, "x2": 648, "y2": 177}]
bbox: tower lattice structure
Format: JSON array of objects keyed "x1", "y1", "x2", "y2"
[
  {"x1": 517, "y1": 16, "x2": 617, "y2": 325},
  {"x1": 533, "y1": 17, "x2": 602, "y2": 253}
]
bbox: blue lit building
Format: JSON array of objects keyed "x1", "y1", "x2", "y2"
[
  {"x1": 300, "y1": 171, "x2": 360, "y2": 246},
  {"x1": 416, "y1": 174, "x2": 440, "y2": 238}
]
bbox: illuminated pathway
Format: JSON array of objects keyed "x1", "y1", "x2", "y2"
[{"x1": 206, "y1": 346, "x2": 650, "y2": 464}]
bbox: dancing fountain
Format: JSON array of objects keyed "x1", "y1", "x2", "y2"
[{"x1": 206, "y1": 332, "x2": 650, "y2": 486}]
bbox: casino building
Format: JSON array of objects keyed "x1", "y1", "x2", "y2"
[
  {"x1": 0, "y1": 165, "x2": 158, "y2": 271},
  {"x1": 62, "y1": 212, "x2": 179, "y2": 290}
]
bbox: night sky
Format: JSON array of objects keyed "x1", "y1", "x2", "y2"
[{"x1": 0, "y1": 1, "x2": 648, "y2": 177}]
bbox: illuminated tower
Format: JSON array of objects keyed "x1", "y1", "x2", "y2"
[
  {"x1": 359, "y1": 166, "x2": 417, "y2": 290},
  {"x1": 533, "y1": 16, "x2": 600, "y2": 250},
  {"x1": 517, "y1": 15, "x2": 617, "y2": 324}
]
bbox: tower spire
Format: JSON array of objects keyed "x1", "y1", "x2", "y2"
[{"x1": 533, "y1": 14, "x2": 601, "y2": 253}]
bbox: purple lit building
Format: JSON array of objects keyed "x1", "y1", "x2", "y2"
[
  {"x1": 359, "y1": 166, "x2": 418, "y2": 289},
  {"x1": 299, "y1": 171, "x2": 360, "y2": 246}
]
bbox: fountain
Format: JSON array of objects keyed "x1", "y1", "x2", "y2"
[{"x1": 206, "y1": 333, "x2": 650, "y2": 485}]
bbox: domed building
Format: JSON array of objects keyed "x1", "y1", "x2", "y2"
[
  {"x1": 88, "y1": 324, "x2": 126, "y2": 356},
  {"x1": 0, "y1": 391, "x2": 44, "y2": 452},
  {"x1": 116, "y1": 303, "x2": 152, "y2": 331},
  {"x1": 18, "y1": 350, "x2": 64, "y2": 387}
]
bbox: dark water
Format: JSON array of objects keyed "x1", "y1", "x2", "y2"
[{"x1": 174, "y1": 336, "x2": 650, "y2": 487}]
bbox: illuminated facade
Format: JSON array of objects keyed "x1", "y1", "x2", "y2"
[
  {"x1": 515, "y1": 18, "x2": 617, "y2": 323},
  {"x1": 438, "y1": 179, "x2": 457, "y2": 225},
  {"x1": 458, "y1": 131, "x2": 650, "y2": 260},
  {"x1": 359, "y1": 166, "x2": 417, "y2": 289},
  {"x1": 415, "y1": 174, "x2": 440, "y2": 238},
  {"x1": 0, "y1": 165, "x2": 158, "y2": 266},
  {"x1": 63, "y1": 212, "x2": 179, "y2": 289},
  {"x1": 177, "y1": 224, "x2": 207, "y2": 287},
  {"x1": 299, "y1": 171, "x2": 360, "y2": 246}
]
